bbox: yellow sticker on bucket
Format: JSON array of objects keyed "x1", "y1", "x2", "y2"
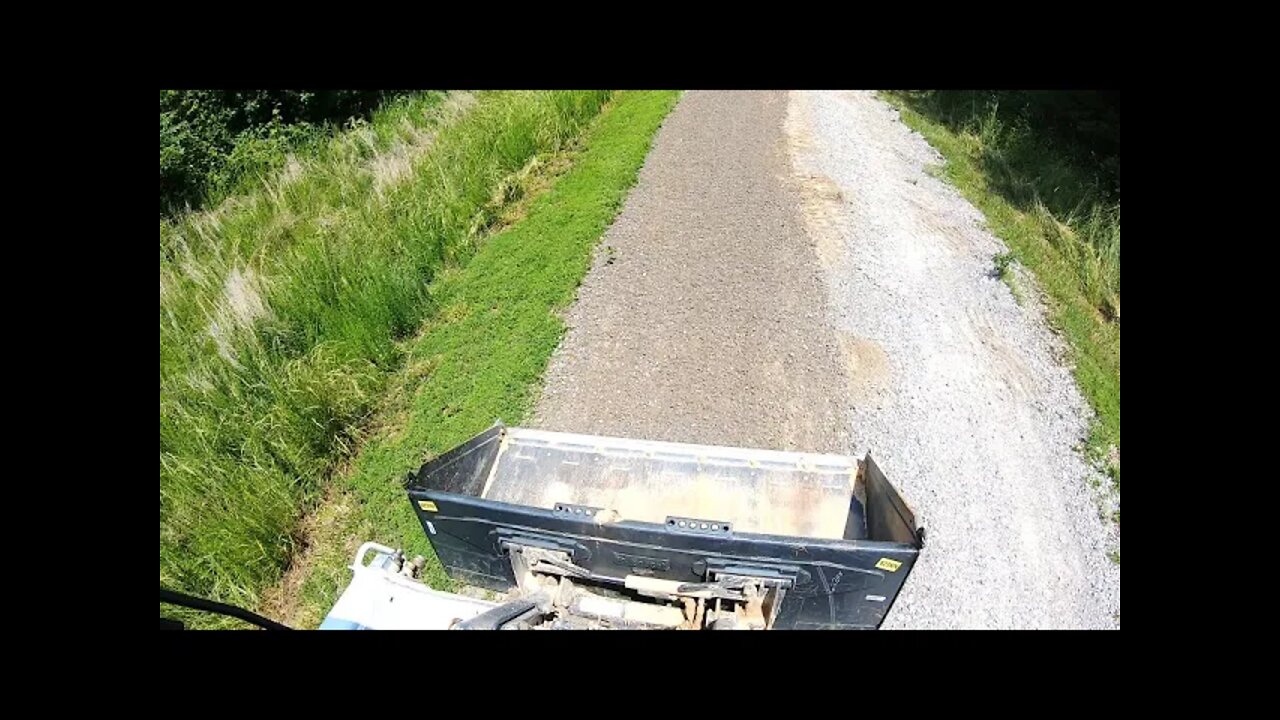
[
  {"x1": 875, "y1": 557, "x2": 902, "y2": 572},
  {"x1": 417, "y1": 500, "x2": 438, "y2": 512}
]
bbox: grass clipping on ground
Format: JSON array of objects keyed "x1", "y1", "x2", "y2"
[
  {"x1": 879, "y1": 93, "x2": 1120, "y2": 492},
  {"x1": 271, "y1": 91, "x2": 682, "y2": 628}
]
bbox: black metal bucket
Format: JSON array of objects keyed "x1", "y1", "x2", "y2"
[{"x1": 406, "y1": 424, "x2": 924, "y2": 629}]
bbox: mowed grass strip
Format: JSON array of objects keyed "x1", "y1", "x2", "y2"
[
  {"x1": 282, "y1": 90, "x2": 682, "y2": 627},
  {"x1": 160, "y1": 91, "x2": 615, "y2": 626}
]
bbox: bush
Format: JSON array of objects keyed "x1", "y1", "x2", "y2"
[{"x1": 160, "y1": 90, "x2": 407, "y2": 215}]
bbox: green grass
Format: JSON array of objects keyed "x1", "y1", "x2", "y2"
[
  {"x1": 880, "y1": 92, "x2": 1120, "y2": 487},
  {"x1": 278, "y1": 90, "x2": 682, "y2": 628},
  {"x1": 160, "y1": 90, "x2": 618, "y2": 626},
  {"x1": 992, "y1": 251, "x2": 1024, "y2": 304}
]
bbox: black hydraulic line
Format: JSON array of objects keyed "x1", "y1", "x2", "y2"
[
  {"x1": 452, "y1": 597, "x2": 541, "y2": 630},
  {"x1": 160, "y1": 587, "x2": 292, "y2": 630}
]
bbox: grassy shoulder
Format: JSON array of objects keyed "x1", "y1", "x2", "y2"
[
  {"x1": 160, "y1": 91, "x2": 616, "y2": 627},
  {"x1": 879, "y1": 92, "x2": 1120, "y2": 486},
  {"x1": 269, "y1": 90, "x2": 682, "y2": 628}
]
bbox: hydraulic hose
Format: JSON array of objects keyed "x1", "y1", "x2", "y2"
[{"x1": 160, "y1": 587, "x2": 292, "y2": 630}]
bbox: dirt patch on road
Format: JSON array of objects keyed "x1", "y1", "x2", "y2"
[{"x1": 837, "y1": 334, "x2": 891, "y2": 402}]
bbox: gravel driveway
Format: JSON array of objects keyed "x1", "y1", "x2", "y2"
[{"x1": 534, "y1": 90, "x2": 1120, "y2": 629}]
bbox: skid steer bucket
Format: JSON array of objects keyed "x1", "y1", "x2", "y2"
[{"x1": 405, "y1": 424, "x2": 924, "y2": 629}]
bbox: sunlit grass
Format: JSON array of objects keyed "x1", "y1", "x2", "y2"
[{"x1": 160, "y1": 91, "x2": 614, "y2": 624}]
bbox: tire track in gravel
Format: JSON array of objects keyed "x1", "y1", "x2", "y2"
[
  {"x1": 786, "y1": 91, "x2": 1119, "y2": 628},
  {"x1": 533, "y1": 91, "x2": 850, "y2": 453}
]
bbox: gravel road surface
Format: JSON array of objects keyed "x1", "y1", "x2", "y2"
[
  {"x1": 534, "y1": 91, "x2": 850, "y2": 453},
  {"x1": 534, "y1": 90, "x2": 1120, "y2": 629}
]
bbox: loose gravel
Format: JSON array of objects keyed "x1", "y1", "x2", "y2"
[
  {"x1": 787, "y1": 91, "x2": 1119, "y2": 628},
  {"x1": 535, "y1": 90, "x2": 1120, "y2": 629},
  {"x1": 534, "y1": 91, "x2": 851, "y2": 453}
]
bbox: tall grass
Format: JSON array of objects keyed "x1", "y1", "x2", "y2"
[
  {"x1": 160, "y1": 90, "x2": 410, "y2": 215},
  {"x1": 962, "y1": 98, "x2": 1121, "y2": 321},
  {"x1": 160, "y1": 90, "x2": 613, "y2": 611},
  {"x1": 283, "y1": 90, "x2": 683, "y2": 627}
]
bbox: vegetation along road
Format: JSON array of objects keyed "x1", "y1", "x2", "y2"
[{"x1": 160, "y1": 89, "x2": 1119, "y2": 629}]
